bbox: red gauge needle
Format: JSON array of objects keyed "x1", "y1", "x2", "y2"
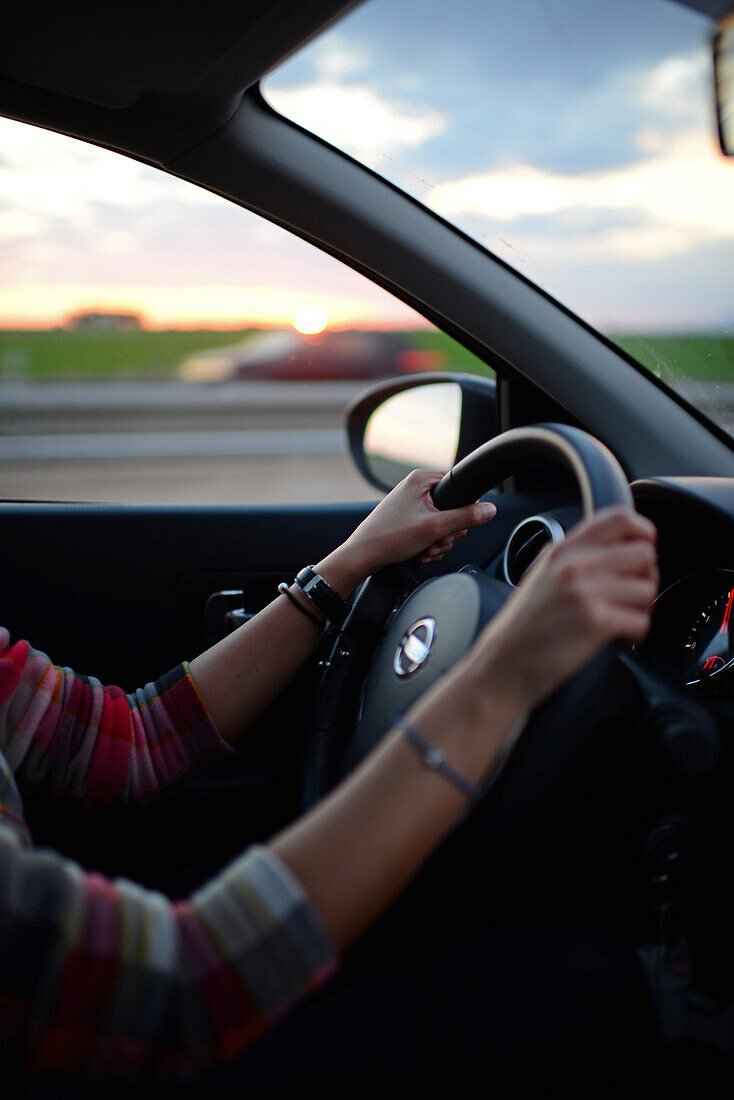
[{"x1": 720, "y1": 588, "x2": 734, "y2": 635}]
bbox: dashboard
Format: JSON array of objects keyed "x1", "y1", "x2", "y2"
[
  {"x1": 631, "y1": 478, "x2": 734, "y2": 695},
  {"x1": 641, "y1": 568, "x2": 734, "y2": 686},
  {"x1": 490, "y1": 476, "x2": 734, "y2": 696}
]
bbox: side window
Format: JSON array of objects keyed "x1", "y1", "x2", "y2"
[{"x1": 0, "y1": 119, "x2": 488, "y2": 505}]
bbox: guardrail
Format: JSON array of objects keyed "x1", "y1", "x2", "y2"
[
  {"x1": 0, "y1": 379, "x2": 366, "y2": 436},
  {"x1": 2, "y1": 379, "x2": 733, "y2": 461}
]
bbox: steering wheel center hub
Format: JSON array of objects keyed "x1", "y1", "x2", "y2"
[
  {"x1": 338, "y1": 570, "x2": 511, "y2": 781},
  {"x1": 393, "y1": 617, "x2": 437, "y2": 677}
]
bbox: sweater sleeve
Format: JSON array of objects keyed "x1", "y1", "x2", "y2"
[
  {"x1": 0, "y1": 833, "x2": 337, "y2": 1078},
  {"x1": 0, "y1": 628, "x2": 227, "y2": 804},
  {"x1": 0, "y1": 626, "x2": 339, "y2": 1077}
]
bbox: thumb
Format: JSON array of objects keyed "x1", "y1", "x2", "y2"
[{"x1": 432, "y1": 499, "x2": 497, "y2": 537}]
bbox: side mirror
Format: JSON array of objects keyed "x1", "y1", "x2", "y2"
[
  {"x1": 346, "y1": 373, "x2": 498, "y2": 492},
  {"x1": 714, "y1": 13, "x2": 734, "y2": 156}
]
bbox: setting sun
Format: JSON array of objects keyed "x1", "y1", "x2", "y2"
[{"x1": 293, "y1": 306, "x2": 328, "y2": 335}]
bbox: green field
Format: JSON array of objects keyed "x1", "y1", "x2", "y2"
[
  {"x1": 404, "y1": 329, "x2": 492, "y2": 376},
  {"x1": 0, "y1": 328, "x2": 257, "y2": 380},
  {"x1": 0, "y1": 326, "x2": 732, "y2": 384},
  {"x1": 0, "y1": 326, "x2": 491, "y2": 381},
  {"x1": 613, "y1": 335, "x2": 734, "y2": 385}
]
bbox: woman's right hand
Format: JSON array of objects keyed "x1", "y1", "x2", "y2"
[
  {"x1": 465, "y1": 506, "x2": 659, "y2": 718},
  {"x1": 271, "y1": 506, "x2": 658, "y2": 955}
]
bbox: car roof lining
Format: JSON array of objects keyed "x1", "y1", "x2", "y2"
[
  {"x1": 1, "y1": 2, "x2": 359, "y2": 109},
  {"x1": 0, "y1": 1, "x2": 359, "y2": 163},
  {"x1": 0, "y1": 2, "x2": 727, "y2": 147}
]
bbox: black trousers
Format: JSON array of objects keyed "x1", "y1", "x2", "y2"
[{"x1": 190, "y1": 916, "x2": 657, "y2": 1099}]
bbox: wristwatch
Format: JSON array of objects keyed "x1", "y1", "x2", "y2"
[{"x1": 295, "y1": 566, "x2": 349, "y2": 625}]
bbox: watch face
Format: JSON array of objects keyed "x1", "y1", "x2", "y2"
[
  {"x1": 306, "y1": 577, "x2": 329, "y2": 601},
  {"x1": 297, "y1": 569, "x2": 346, "y2": 623}
]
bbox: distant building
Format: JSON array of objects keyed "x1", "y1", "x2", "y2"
[{"x1": 65, "y1": 310, "x2": 143, "y2": 331}]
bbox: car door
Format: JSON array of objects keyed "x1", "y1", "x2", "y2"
[
  {"x1": 0, "y1": 117, "x2": 364, "y2": 889},
  {"x1": 0, "y1": 116, "x2": 505, "y2": 894},
  {"x1": 1, "y1": 494, "x2": 376, "y2": 892}
]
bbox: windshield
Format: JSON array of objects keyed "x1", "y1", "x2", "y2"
[{"x1": 265, "y1": 0, "x2": 734, "y2": 437}]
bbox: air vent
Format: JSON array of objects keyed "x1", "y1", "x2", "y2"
[{"x1": 503, "y1": 515, "x2": 564, "y2": 587}]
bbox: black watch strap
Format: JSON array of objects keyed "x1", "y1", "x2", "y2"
[{"x1": 295, "y1": 566, "x2": 348, "y2": 625}]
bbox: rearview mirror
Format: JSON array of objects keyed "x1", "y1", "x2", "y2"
[
  {"x1": 714, "y1": 13, "x2": 734, "y2": 156},
  {"x1": 347, "y1": 373, "x2": 498, "y2": 492}
]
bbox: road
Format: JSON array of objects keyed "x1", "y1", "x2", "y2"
[
  {"x1": 0, "y1": 453, "x2": 371, "y2": 504},
  {"x1": 0, "y1": 380, "x2": 374, "y2": 504},
  {"x1": 2, "y1": 377, "x2": 734, "y2": 505}
]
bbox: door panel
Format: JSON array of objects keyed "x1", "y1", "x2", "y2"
[
  {"x1": 1, "y1": 501, "x2": 373, "y2": 685},
  {"x1": 0, "y1": 489, "x2": 533, "y2": 892},
  {"x1": 1, "y1": 499, "x2": 374, "y2": 890}
]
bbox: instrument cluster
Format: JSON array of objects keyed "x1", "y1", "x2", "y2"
[{"x1": 639, "y1": 569, "x2": 734, "y2": 687}]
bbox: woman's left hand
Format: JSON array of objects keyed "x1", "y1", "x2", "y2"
[
  {"x1": 325, "y1": 470, "x2": 496, "y2": 592},
  {"x1": 192, "y1": 471, "x2": 496, "y2": 744}
]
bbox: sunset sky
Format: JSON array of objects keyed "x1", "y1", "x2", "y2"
[
  {"x1": 0, "y1": 115, "x2": 420, "y2": 330},
  {"x1": 2, "y1": 0, "x2": 734, "y2": 335}
]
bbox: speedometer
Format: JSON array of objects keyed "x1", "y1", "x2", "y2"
[{"x1": 639, "y1": 569, "x2": 734, "y2": 685}]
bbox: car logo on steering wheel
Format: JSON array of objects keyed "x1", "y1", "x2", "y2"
[{"x1": 393, "y1": 618, "x2": 436, "y2": 677}]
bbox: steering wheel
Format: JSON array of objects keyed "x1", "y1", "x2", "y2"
[{"x1": 302, "y1": 423, "x2": 717, "y2": 860}]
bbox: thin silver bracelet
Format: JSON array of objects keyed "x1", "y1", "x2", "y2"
[{"x1": 394, "y1": 712, "x2": 481, "y2": 802}]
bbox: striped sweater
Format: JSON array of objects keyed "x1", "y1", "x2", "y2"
[{"x1": 0, "y1": 627, "x2": 336, "y2": 1079}]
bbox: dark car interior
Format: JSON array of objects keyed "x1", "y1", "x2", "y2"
[{"x1": 2, "y1": 0, "x2": 734, "y2": 1086}]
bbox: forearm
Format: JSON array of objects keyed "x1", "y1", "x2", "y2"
[
  {"x1": 271, "y1": 659, "x2": 524, "y2": 952},
  {"x1": 188, "y1": 476, "x2": 496, "y2": 745},
  {"x1": 188, "y1": 546, "x2": 367, "y2": 745}
]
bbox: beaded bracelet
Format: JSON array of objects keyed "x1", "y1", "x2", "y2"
[{"x1": 394, "y1": 711, "x2": 481, "y2": 802}]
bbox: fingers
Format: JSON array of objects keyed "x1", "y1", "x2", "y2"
[
  {"x1": 450, "y1": 500, "x2": 498, "y2": 530},
  {"x1": 419, "y1": 536, "x2": 456, "y2": 564},
  {"x1": 539, "y1": 525, "x2": 658, "y2": 648},
  {"x1": 406, "y1": 471, "x2": 498, "y2": 535},
  {"x1": 349, "y1": 469, "x2": 500, "y2": 574},
  {"x1": 414, "y1": 476, "x2": 496, "y2": 562},
  {"x1": 568, "y1": 575, "x2": 656, "y2": 646},
  {"x1": 597, "y1": 605, "x2": 653, "y2": 646},
  {"x1": 418, "y1": 525, "x2": 472, "y2": 564},
  {"x1": 597, "y1": 574, "x2": 659, "y2": 610},
  {"x1": 546, "y1": 538, "x2": 657, "y2": 598},
  {"x1": 567, "y1": 505, "x2": 657, "y2": 549},
  {"x1": 553, "y1": 540, "x2": 658, "y2": 584},
  {"x1": 541, "y1": 507, "x2": 658, "y2": 587}
]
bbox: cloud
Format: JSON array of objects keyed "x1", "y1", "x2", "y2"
[
  {"x1": 0, "y1": 208, "x2": 45, "y2": 240},
  {"x1": 636, "y1": 48, "x2": 709, "y2": 121},
  {"x1": 0, "y1": 117, "x2": 421, "y2": 327},
  {"x1": 266, "y1": 81, "x2": 446, "y2": 160},
  {"x1": 0, "y1": 116, "x2": 220, "y2": 232},
  {"x1": 310, "y1": 36, "x2": 369, "y2": 79},
  {"x1": 427, "y1": 128, "x2": 734, "y2": 261}
]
